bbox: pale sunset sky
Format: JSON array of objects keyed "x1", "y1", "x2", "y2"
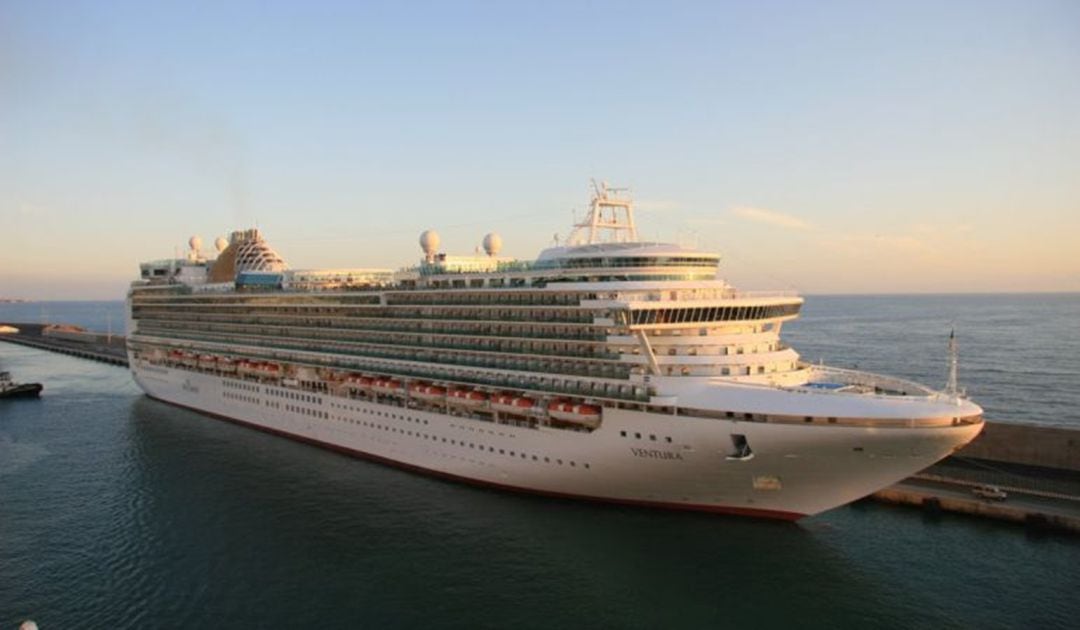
[{"x1": 2, "y1": 0, "x2": 1077, "y2": 299}]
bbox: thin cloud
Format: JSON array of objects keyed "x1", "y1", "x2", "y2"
[
  {"x1": 686, "y1": 216, "x2": 727, "y2": 226},
  {"x1": 731, "y1": 206, "x2": 811, "y2": 230},
  {"x1": 635, "y1": 199, "x2": 680, "y2": 212}
]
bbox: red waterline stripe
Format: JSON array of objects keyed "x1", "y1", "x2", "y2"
[{"x1": 146, "y1": 395, "x2": 805, "y2": 522}]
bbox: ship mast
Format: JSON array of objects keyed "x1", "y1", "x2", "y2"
[
  {"x1": 568, "y1": 179, "x2": 638, "y2": 245},
  {"x1": 945, "y1": 329, "x2": 962, "y2": 400}
]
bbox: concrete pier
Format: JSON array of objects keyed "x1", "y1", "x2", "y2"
[{"x1": 0, "y1": 322, "x2": 128, "y2": 366}]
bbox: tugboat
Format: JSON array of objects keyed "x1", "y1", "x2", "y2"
[{"x1": 0, "y1": 371, "x2": 43, "y2": 399}]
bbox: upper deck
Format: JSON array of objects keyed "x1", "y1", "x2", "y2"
[{"x1": 126, "y1": 182, "x2": 981, "y2": 426}]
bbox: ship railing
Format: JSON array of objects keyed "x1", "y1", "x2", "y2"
[
  {"x1": 798, "y1": 363, "x2": 939, "y2": 397},
  {"x1": 414, "y1": 258, "x2": 721, "y2": 276},
  {"x1": 674, "y1": 405, "x2": 977, "y2": 428}
]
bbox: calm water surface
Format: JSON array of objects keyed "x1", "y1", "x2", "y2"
[{"x1": 1, "y1": 295, "x2": 1078, "y2": 627}]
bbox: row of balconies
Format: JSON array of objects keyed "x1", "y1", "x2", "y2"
[
  {"x1": 137, "y1": 321, "x2": 622, "y2": 361},
  {"x1": 131, "y1": 338, "x2": 648, "y2": 402},
  {"x1": 135, "y1": 329, "x2": 633, "y2": 381},
  {"x1": 133, "y1": 312, "x2": 610, "y2": 341},
  {"x1": 133, "y1": 305, "x2": 600, "y2": 324}
]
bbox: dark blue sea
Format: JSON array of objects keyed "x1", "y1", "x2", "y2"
[{"x1": 1, "y1": 295, "x2": 1078, "y2": 627}]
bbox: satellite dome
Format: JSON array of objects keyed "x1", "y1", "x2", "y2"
[
  {"x1": 419, "y1": 230, "x2": 441, "y2": 257},
  {"x1": 214, "y1": 236, "x2": 228, "y2": 252},
  {"x1": 188, "y1": 235, "x2": 203, "y2": 252},
  {"x1": 482, "y1": 232, "x2": 503, "y2": 256}
]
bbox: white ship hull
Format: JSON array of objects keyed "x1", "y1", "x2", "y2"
[{"x1": 130, "y1": 358, "x2": 982, "y2": 520}]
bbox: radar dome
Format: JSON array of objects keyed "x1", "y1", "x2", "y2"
[
  {"x1": 214, "y1": 236, "x2": 228, "y2": 252},
  {"x1": 482, "y1": 232, "x2": 503, "y2": 256},
  {"x1": 419, "y1": 230, "x2": 441, "y2": 257},
  {"x1": 188, "y1": 235, "x2": 203, "y2": 252}
]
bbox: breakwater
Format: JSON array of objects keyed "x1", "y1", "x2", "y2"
[{"x1": 0, "y1": 322, "x2": 127, "y2": 366}]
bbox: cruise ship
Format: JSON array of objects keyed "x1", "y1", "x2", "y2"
[{"x1": 126, "y1": 183, "x2": 984, "y2": 520}]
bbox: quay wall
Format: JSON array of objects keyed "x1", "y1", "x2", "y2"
[
  {"x1": 960, "y1": 421, "x2": 1080, "y2": 473},
  {"x1": 872, "y1": 486, "x2": 1080, "y2": 534}
]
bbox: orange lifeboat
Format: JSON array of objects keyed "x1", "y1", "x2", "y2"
[
  {"x1": 410, "y1": 384, "x2": 447, "y2": 402},
  {"x1": 181, "y1": 352, "x2": 199, "y2": 368},
  {"x1": 372, "y1": 378, "x2": 404, "y2": 396},
  {"x1": 237, "y1": 360, "x2": 259, "y2": 376},
  {"x1": 257, "y1": 363, "x2": 281, "y2": 379},
  {"x1": 547, "y1": 401, "x2": 602, "y2": 427},
  {"x1": 491, "y1": 394, "x2": 534, "y2": 415},
  {"x1": 198, "y1": 354, "x2": 217, "y2": 370},
  {"x1": 448, "y1": 389, "x2": 487, "y2": 408},
  {"x1": 345, "y1": 373, "x2": 373, "y2": 391},
  {"x1": 218, "y1": 358, "x2": 237, "y2": 373}
]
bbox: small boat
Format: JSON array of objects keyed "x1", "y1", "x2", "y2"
[
  {"x1": 410, "y1": 383, "x2": 447, "y2": 402},
  {"x1": 548, "y1": 401, "x2": 602, "y2": 428},
  {"x1": 344, "y1": 374, "x2": 373, "y2": 390},
  {"x1": 256, "y1": 363, "x2": 281, "y2": 379},
  {"x1": 0, "y1": 371, "x2": 42, "y2": 399},
  {"x1": 371, "y1": 378, "x2": 404, "y2": 396},
  {"x1": 491, "y1": 394, "x2": 535, "y2": 415}
]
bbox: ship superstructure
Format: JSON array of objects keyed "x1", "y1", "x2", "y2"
[{"x1": 126, "y1": 182, "x2": 984, "y2": 520}]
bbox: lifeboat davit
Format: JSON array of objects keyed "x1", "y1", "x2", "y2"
[
  {"x1": 491, "y1": 394, "x2": 535, "y2": 415},
  {"x1": 547, "y1": 401, "x2": 602, "y2": 427},
  {"x1": 410, "y1": 383, "x2": 447, "y2": 402},
  {"x1": 372, "y1": 378, "x2": 404, "y2": 396},
  {"x1": 448, "y1": 389, "x2": 488, "y2": 408}
]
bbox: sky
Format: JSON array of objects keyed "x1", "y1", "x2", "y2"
[{"x1": 1, "y1": 0, "x2": 1078, "y2": 299}]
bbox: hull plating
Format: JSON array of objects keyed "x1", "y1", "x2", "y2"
[{"x1": 130, "y1": 360, "x2": 982, "y2": 519}]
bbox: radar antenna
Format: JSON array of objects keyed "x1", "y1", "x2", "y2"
[{"x1": 567, "y1": 179, "x2": 638, "y2": 245}]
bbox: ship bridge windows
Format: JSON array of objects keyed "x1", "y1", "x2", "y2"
[{"x1": 628, "y1": 303, "x2": 800, "y2": 326}]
